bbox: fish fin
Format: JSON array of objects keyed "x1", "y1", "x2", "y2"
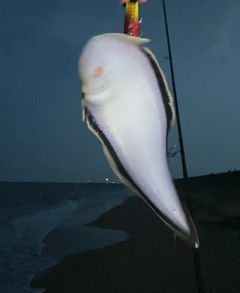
[
  {"x1": 137, "y1": 193, "x2": 199, "y2": 248},
  {"x1": 102, "y1": 144, "x2": 140, "y2": 195},
  {"x1": 97, "y1": 33, "x2": 150, "y2": 46},
  {"x1": 83, "y1": 109, "x2": 199, "y2": 248},
  {"x1": 84, "y1": 109, "x2": 104, "y2": 143},
  {"x1": 182, "y1": 203, "x2": 200, "y2": 249},
  {"x1": 84, "y1": 109, "x2": 144, "y2": 195},
  {"x1": 141, "y1": 47, "x2": 175, "y2": 131}
]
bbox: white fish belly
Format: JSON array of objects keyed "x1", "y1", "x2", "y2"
[{"x1": 86, "y1": 79, "x2": 190, "y2": 235}]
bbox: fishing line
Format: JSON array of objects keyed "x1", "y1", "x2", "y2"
[{"x1": 161, "y1": 0, "x2": 205, "y2": 292}]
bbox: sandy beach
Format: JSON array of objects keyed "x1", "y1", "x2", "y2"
[
  {"x1": 1, "y1": 173, "x2": 240, "y2": 293},
  {"x1": 30, "y1": 173, "x2": 240, "y2": 293}
]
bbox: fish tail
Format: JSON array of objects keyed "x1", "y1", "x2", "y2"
[{"x1": 182, "y1": 203, "x2": 200, "y2": 248}]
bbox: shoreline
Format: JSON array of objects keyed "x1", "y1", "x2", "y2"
[{"x1": 31, "y1": 194, "x2": 240, "y2": 292}]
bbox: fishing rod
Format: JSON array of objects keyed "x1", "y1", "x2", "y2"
[
  {"x1": 122, "y1": 1, "x2": 205, "y2": 292},
  {"x1": 161, "y1": 0, "x2": 205, "y2": 292}
]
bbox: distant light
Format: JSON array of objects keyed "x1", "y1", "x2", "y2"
[
  {"x1": 87, "y1": 180, "x2": 90, "y2": 183},
  {"x1": 105, "y1": 178, "x2": 109, "y2": 182}
]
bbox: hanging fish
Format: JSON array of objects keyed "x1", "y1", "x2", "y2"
[{"x1": 78, "y1": 33, "x2": 199, "y2": 248}]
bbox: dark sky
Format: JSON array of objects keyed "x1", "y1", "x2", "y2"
[{"x1": 1, "y1": 0, "x2": 240, "y2": 182}]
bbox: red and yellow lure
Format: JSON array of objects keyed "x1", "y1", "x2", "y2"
[{"x1": 124, "y1": 0, "x2": 139, "y2": 36}]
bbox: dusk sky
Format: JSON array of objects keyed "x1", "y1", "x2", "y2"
[{"x1": 1, "y1": 0, "x2": 240, "y2": 183}]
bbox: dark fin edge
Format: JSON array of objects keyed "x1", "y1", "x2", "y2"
[
  {"x1": 85, "y1": 107, "x2": 199, "y2": 247},
  {"x1": 141, "y1": 47, "x2": 175, "y2": 132}
]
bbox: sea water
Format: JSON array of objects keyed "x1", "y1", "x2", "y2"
[{"x1": 0, "y1": 183, "x2": 133, "y2": 293}]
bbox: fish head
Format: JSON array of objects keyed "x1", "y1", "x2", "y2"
[{"x1": 78, "y1": 33, "x2": 150, "y2": 105}]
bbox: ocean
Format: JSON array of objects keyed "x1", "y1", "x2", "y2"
[
  {"x1": 1, "y1": 174, "x2": 240, "y2": 293},
  {"x1": 0, "y1": 182, "x2": 134, "y2": 293}
]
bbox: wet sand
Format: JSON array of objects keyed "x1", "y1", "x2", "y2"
[{"x1": 31, "y1": 183, "x2": 240, "y2": 293}]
